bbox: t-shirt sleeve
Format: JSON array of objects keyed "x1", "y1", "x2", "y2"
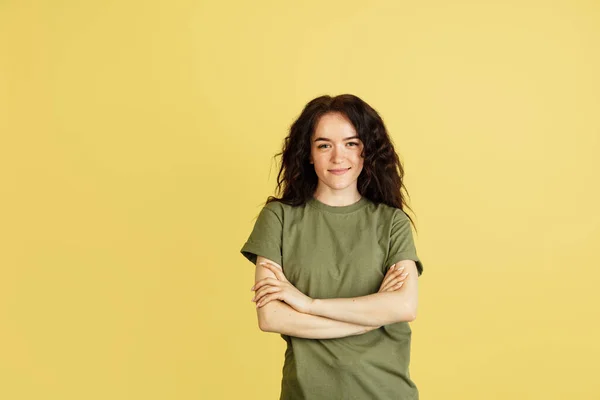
[
  {"x1": 385, "y1": 209, "x2": 424, "y2": 276},
  {"x1": 240, "y1": 204, "x2": 283, "y2": 267}
]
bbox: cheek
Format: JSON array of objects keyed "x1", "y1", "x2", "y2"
[
  {"x1": 354, "y1": 151, "x2": 364, "y2": 164},
  {"x1": 354, "y1": 157, "x2": 364, "y2": 172},
  {"x1": 314, "y1": 153, "x2": 328, "y2": 163}
]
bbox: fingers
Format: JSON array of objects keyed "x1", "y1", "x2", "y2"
[
  {"x1": 383, "y1": 264, "x2": 403, "y2": 281},
  {"x1": 380, "y1": 265, "x2": 409, "y2": 292},
  {"x1": 386, "y1": 264, "x2": 404, "y2": 276},
  {"x1": 384, "y1": 272, "x2": 408, "y2": 288},
  {"x1": 256, "y1": 293, "x2": 277, "y2": 308},
  {"x1": 382, "y1": 273, "x2": 409, "y2": 291},
  {"x1": 250, "y1": 277, "x2": 279, "y2": 292},
  {"x1": 252, "y1": 285, "x2": 281, "y2": 305},
  {"x1": 381, "y1": 279, "x2": 406, "y2": 292},
  {"x1": 381, "y1": 265, "x2": 407, "y2": 288}
]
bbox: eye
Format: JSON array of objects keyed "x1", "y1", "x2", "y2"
[{"x1": 317, "y1": 142, "x2": 359, "y2": 149}]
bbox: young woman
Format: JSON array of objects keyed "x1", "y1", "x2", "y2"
[{"x1": 240, "y1": 93, "x2": 424, "y2": 400}]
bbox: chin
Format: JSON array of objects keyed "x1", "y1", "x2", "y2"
[{"x1": 326, "y1": 180, "x2": 357, "y2": 190}]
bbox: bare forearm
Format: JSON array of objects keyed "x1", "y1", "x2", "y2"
[
  {"x1": 262, "y1": 300, "x2": 380, "y2": 339},
  {"x1": 309, "y1": 292, "x2": 414, "y2": 327}
]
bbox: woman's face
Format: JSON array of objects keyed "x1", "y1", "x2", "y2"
[{"x1": 309, "y1": 112, "x2": 364, "y2": 193}]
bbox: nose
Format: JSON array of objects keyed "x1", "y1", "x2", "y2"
[{"x1": 331, "y1": 145, "x2": 346, "y2": 163}]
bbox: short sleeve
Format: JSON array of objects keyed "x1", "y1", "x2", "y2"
[
  {"x1": 385, "y1": 209, "x2": 424, "y2": 276},
  {"x1": 240, "y1": 204, "x2": 283, "y2": 267}
]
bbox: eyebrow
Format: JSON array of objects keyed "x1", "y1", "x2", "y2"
[{"x1": 313, "y1": 135, "x2": 360, "y2": 142}]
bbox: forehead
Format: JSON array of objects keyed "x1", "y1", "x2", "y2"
[{"x1": 312, "y1": 112, "x2": 359, "y2": 140}]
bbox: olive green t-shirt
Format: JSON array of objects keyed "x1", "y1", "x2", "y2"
[{"x1": 240, "y1": 196, "x2": 424, "y2": 400}]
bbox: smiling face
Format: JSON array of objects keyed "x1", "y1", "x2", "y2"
[{"x1": 309, "y1": 112, "x2": 365, "y2": 199}]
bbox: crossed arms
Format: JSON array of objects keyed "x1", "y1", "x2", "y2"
[{"x1": 252, "y1": 255, "x2": 419, "y2": 339}]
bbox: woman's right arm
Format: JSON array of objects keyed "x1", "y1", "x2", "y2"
[{"x1": 254, "y1": 256, "x2": 380, "y2": 339}]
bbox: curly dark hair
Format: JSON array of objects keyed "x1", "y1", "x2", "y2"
[{"x1": 265, "y1": 93, "x2": 417, "y2": 231}]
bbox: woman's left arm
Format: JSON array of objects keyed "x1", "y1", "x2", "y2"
[{"x1": 309, "y1": 259, "x2": 419, "y2": 326}]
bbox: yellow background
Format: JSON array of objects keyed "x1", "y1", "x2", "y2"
[{"x1": 1, "y1": 0, "x2": 599, "y2": 399}]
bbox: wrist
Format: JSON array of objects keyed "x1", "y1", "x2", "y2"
[{"x1": 308, "y1": 298, "x2": 320, "y2": 315}]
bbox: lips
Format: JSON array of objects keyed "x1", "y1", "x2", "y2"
[{"x1": 328, "y1": 167, "x2": 350, "y2": 175}]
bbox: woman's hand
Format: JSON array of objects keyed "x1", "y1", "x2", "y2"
[
  {"x1": 251, "y1": 262, "x2": 314, "y2": 314},
  {"x1": 378, "y1": 263, "x2": 409, "y2": 293}
]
